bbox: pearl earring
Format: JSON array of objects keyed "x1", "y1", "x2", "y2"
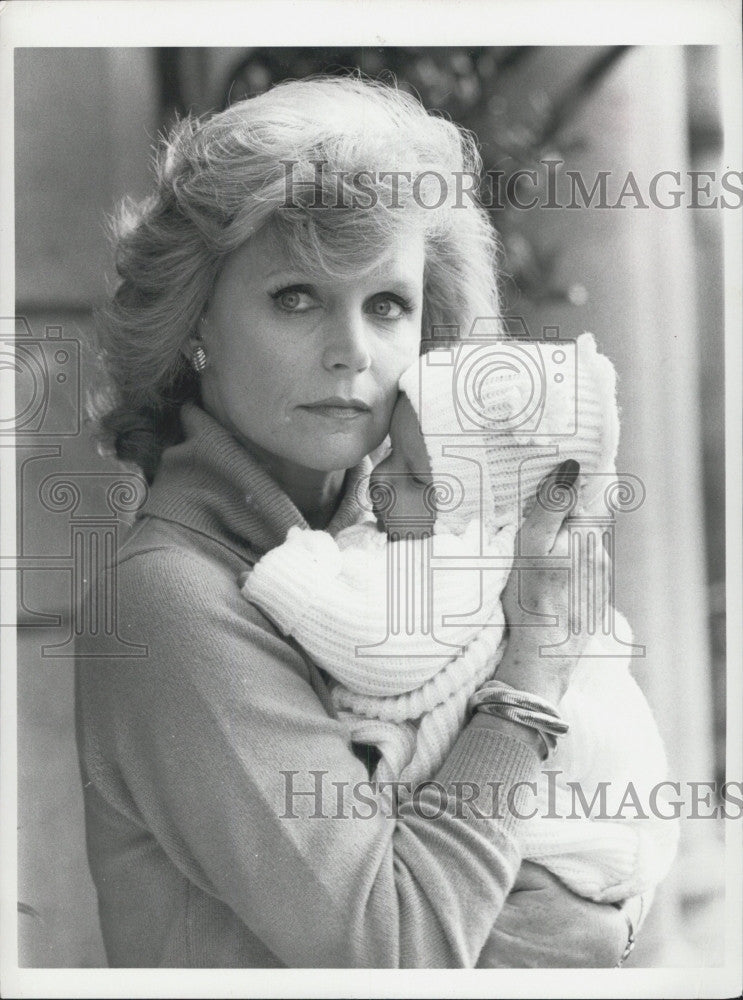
[{"x1": 191, "y1": 344, "x2": 208, "y2": 373}]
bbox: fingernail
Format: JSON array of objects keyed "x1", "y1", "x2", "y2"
[{"x1": 554, "y1": 459, "x2": 580, "y2": 488}]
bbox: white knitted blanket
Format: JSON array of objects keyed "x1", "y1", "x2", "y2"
[
  {"x1": 245, "y1": 518, "x2": 515, "y2": 779},
  {"x1": 242, "y1": 522, "x2": 679, "y2": 903}
]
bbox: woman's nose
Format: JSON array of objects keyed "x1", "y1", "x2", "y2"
[{"x1": 321, "y1": 310, "x2": 372, "y2": 373}]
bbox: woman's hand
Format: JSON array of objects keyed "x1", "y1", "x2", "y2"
[
  {"x1": 496, "y1": 461, "x2": 611, "y2": 704},
  {"x1": 477, "y1": 862, "x2": 631, "y2": 968}
]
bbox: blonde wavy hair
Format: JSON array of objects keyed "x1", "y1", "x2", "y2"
[{"x1": 92, "y1": 75, "x2": 503, "y2": 481}]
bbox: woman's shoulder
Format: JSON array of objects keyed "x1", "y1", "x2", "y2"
[
  {"x1": 79, "y1": 514, "x2": 319, "y2": 694},
  {"x1": 118, "y1": 513, "x2": 247, "y2": 579},
  {"x1": 110, "y1": 514, "x2": 281, "y2": 642}
]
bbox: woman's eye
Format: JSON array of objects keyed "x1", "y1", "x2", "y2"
[
  {"x1": 368, "y1": 295, "x2": 411, "y2": 319},
  {"x1": 271, "y1": 287, "x2": 314, "y2": 312}
]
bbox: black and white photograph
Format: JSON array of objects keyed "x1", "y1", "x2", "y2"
[{"x1": 1, "y1": 1, "x2": 741, "y2": 996}]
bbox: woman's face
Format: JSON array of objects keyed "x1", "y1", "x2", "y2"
[{"x1": 198, "y1": 224, "x2": 425, "y2": 477}]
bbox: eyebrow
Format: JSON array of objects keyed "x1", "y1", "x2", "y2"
[{"x1": 380, "y1": 279, "x2": 421, "y2": 297}]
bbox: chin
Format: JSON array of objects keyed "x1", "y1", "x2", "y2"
[
  {"x1": 299, "y1": 435, "x2": 377, "y2": 472},
  {"x1": 304, "y1": 447, "x2": 369, "y2": 472}
]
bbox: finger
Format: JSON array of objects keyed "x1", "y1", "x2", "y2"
[
  {"x1": 519, "y1": 460, "x2": 581, "y2": 556},
  {"x1": 561, "y1": 523, "x2": 613, "y2": 630},
  {"x1": 568, "y1": 521, "x2": 613, "y2": 588}
]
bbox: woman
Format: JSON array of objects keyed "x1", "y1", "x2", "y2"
[{"x1": 78, "y1": 76, "x2": 639, "y2": 967}]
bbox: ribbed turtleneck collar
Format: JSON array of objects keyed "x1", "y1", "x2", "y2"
[{"x1": 139, "y1": 402, "x2": 372, "y2": 560}]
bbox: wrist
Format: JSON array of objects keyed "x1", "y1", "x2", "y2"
[{"x1": 495, "y1": 655, "x2": 566, "y2": 704}]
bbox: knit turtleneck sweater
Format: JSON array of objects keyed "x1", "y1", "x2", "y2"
[
  {"x1": 142, "y1": 402, "x2": 371, "y2": 559},
  {"x1": 74, "y1": 402, "x2": 539, "y2": 968}
]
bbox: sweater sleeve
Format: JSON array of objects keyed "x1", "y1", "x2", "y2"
[{"x1": 77, "y1": 543, "x2": 539, "y2": 968}]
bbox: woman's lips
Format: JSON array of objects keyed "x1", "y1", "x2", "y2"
[{"x1": 300, "y1": 398, "x2": 372, "y2": 420}]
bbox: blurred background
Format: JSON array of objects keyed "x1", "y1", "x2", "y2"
[{"x1": 13, "y1": 46, "x2": 727, "y2": 967}]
